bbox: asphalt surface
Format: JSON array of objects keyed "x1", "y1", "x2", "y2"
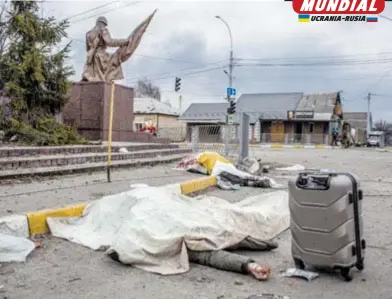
[
  {"x1": 1, "y1": 148, "x2": 392, "y2": 299},
  {"x1": 0, "y1": 164, "x2": 200, "y2": 216}
]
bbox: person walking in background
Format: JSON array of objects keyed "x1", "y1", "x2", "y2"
[
  {"x1": 331, "y1": 127, "x2": 338, "y2": 146},
  {"x1": 331, "y1": 121, "x2": 340, "y2": 146}
]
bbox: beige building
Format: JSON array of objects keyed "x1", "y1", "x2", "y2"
[
  {"x1": 133, "y1": 98, "x2": 186, "y2": 141},
  {"x1": 179, "y1": 92, "x2": 345, "y2": 145}
]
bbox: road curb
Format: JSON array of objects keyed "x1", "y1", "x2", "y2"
[
  {"x1": 26, "y1": 204, "x2": 86, "y2": 236},
  {"x1": 0, "y1": 154, "x2": 190, "y2": 180},
  {"x1": 260, "y1": 144, "x2": 332, "y2": 149},
  {"x1": 3, "y1": 176, "x2": 217, "y2": 237},
  {"x1": 180, "y1": 176, "x2": 217, "y2": 194}
]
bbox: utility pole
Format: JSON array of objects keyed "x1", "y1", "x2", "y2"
[
  {"x1": 215, "y1": 16, "x2": 234, "y2": 156},
  {"x1": 367, "y1": 92, "x2": 371, "y2": 136},
  {"x1": 228, "y1": 50, "x2": 234, "y2": 101}
]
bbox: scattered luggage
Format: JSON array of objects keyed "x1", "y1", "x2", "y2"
[{"x1": 288, "y1": 172, "x2": 365, "y2": 281}]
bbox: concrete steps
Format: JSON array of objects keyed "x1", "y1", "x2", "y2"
[
  {"x1": 0, "y1": 143, "x2": 192, "y2": 179},
  {"x1": 0, "y1": 143, "x2": 179, "y2": 157}
]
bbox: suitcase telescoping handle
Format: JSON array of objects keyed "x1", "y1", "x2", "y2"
[
  {"x1": 295, "y1": 172, "x2": 334, "y2": 190},
  {"x1": 336, "y1": 172, "x2": 365, "y2": 271}
]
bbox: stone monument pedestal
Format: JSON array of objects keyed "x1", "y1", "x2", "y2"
[
  {"x1": 63, "y1": 81, "x2": 134, "y2": 141},
  {"x1": 63, "y1": 81, "x2": 169, "y2": 143}
]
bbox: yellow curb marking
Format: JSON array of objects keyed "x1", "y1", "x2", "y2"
[
  {"x1": 26, "y1": 204, "x2": 87, "y2": 236},
  {"x1": 180, "y1": 176, "x2": 217, "y2": 195},
  {"x1": 26, "y1": 176, "x2": 218, "y2": 236}
]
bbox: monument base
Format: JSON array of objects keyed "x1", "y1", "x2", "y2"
[{"x1": 63, "y1": 81, "x2": 168, "y2": 143}]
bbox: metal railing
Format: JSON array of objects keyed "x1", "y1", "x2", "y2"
[
  {"x1": 159, "y1": 123, "x2": 334, "y2": 157},
  {"x1": 158, "y1": 124, "x2": 240, "y2": 157}
]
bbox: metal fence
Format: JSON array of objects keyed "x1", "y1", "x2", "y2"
[
  {"x1": 158, "y1": 121, "x2": 331, "y2": 158},
  {"x1": 157, "y1": 116, "x2": 391, "y2": 162},
  {"x1": 158, "y1": 124, "x2": 241, "y2": 158}
]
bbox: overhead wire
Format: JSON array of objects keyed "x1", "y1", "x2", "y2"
[
  {"x1": 124, "y1": 57, "x2": 392, "y2": 87},
  {"x1": 70, "y1": 1, "x2": 141, "y2": 25},
  {"x1": 127, "y1": 65, "x2": 226, "y2": 84},
  {"x1": 379, "y1": 14, "x2": 392, "y2": 22},
  {"x1": 235, "y1": 58, "x2": 392, "y2": 68},
  {"x1": 64, "y1": 0, "x2": 122, "y2": 21},
  {"x1": 344, "y1": 67, "x2": 392, "y2": 102},
  {"x1": 70, "y1": 37, "x2": 217, "y2": 64},
  {"x1": 125, "y1": 60, "x2": 227, "y2": 81},
  {"x1": 60, "y1": 3, "x2": 392, "y2": 102},
  {"x1": 238, "y1": 52, "x2": 392, "y2": 62}
]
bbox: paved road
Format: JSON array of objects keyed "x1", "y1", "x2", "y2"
[
  {"x1": 0, "y1": 163, "x2": 200, "y2": 216},
  {"x1": 2, "y1": 148, "x2": 392, "y2": 299}
]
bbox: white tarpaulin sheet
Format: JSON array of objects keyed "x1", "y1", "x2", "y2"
[
  {"x1": 47, "y1": 186, "x2": 289, "y2": 275},
  {"x1": 0, "y1": 233, "x2": 35, "y2": 263}
]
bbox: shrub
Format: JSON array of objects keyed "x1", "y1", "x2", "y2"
[{"x1": 5, "y1": 117, "x2": 87, "y2": 146}]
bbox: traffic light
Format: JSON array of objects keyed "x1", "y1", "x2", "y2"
[
  {"x1": 175, "y1": 77, "x2": 181, "y2": 92},
  {"x1": 227, "y1": 100, "x2": 236, "y2": 114}
]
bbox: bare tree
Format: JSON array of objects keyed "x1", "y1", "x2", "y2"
[
  {"x1": 163, "y1": 99, "x2": 172, "y2": 107},
  {"x1": 135, "y1": 79, "x2": 161, "y2": 101},
  {"x1": 0, "y1": 1, "x2": 8, "y2": 52},
  {"x1": 0, "y1": 0, "x2": 10, "y2": 90},
  {"x1": 373, "y1": 119, "x2": 392, "y2": 143}
]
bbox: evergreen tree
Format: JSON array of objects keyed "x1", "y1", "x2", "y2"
[
  {"x1": 3, "y1": 0, "x2": 74, "y2": 125},
  {"x1": 0, "y1": 1, "x2": 85, "y2": 145}
]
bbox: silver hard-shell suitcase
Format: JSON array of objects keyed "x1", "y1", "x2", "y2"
[{"x1": 288, "y1": 172, "x2": 365, "y2": 281}]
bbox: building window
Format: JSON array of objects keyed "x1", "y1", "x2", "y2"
[
  {"x1": 135, "y1": 123, "x2": 143, "y2": 131},
  {"x1": 309, "y1": 122, "x2": 314, "y2": 133}
]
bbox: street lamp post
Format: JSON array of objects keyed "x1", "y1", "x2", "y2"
[{"x1": 215, "y1": 15, "x2": 234, "y2": 156}]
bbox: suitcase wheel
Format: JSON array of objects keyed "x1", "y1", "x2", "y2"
[
  {"x1": 356, "y1": 258, "x2": 365, "y2": 271},
  {"x1": 340, "y1": 268, "x2": 352, "y2": 282},
  {"x1": 293, "y1": 258, "x2": 305, "y2": 270}
]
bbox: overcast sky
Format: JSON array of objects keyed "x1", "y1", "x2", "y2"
[{"x1": 43, "y1": 0, "x2": 392, "y2": 121}]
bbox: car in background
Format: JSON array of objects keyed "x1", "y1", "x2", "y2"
[{"x1": 367, "y1": 131, "x2": 385, "y2": 148}]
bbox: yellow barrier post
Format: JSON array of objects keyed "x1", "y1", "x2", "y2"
[{"x1": 107, "y1": 81, "x2": 115, "y2": 182}]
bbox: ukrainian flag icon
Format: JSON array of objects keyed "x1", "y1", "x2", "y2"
[{"x1": 298, "y1": 14, "x2": 310, "y2": 22}]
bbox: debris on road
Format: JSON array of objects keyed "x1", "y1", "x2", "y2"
[
  {"x1": 247, "y1": 294, "x2": 290, "y2": 299},
  {"x1": 130, "y1": 183, "x2": 149, "y2": 188},
  {"x1": 174, "y1": 155, "x2": 207, "y2": 174},
  {"x1": 216, "y1": 176, "x2": 241, "y2": 190},
  {"x1": 175, "y1": 152, "x2": 279, "y2": 189},
  {"x1": 276, "y1": 164, "x2": 305, "y2": 171},
  {"x1": 236, "y1": 157, "x2": 260, "y2": 174},
  {"x1": 261, "y1": 166, "x2": 270, "y2": 173},
  {"x1": 282, "y1": 268, "x2": 319, "y2": 282}
]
